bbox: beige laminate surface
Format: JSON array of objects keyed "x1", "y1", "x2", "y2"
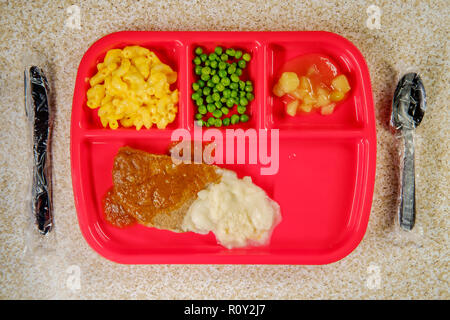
[{"x1": 0, "y1": 0, "x2": 448, "y2": 299}]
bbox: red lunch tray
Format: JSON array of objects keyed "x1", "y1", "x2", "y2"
[{"x1": 71, "y1": 31, "x2": 376, "y2": 264}]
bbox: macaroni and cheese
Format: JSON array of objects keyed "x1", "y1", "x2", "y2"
[{"x1": 86, "y1": 46, "x2": 178, "y2": 129}]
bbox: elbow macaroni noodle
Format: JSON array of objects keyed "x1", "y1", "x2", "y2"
[{"x1": 86, "y1": 46, "x2": 179, "y2": 129}]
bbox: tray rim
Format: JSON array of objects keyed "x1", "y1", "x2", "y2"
[{"x1": 70, "y1": 30, "x2": 377, "y2": 265}]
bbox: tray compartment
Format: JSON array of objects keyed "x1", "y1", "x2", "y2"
[
  {"x1": 76, "y1": 136, "x2": 278, "y2": 260},
  {"x1": 72, "y1": 32, "x2": 186, "y2": 131},
  {"x1": 185, "y1": 38, "x2": 264, "y2": 131},
  {"x1": 265, "y1": 34, "x2": 369, "y2": 130},
  {"x1": 270, "y1": 136, "x2": 370, "y2": 253}
]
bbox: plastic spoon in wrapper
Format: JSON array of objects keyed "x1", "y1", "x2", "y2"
[{"x1": 391, "y1": 73, "x2": 426, "y2": 231}]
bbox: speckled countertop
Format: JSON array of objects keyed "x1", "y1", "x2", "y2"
[{"x1": 0, "y1": 0, "x2": 448, "y2": 299}]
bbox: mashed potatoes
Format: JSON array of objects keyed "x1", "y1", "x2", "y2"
[{"x1": 182, "y1": 170, "x2": 281, "y2": 248}]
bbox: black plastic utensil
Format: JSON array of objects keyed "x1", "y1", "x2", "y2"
[
  {"x1": 24, "y1": 66, "x2": 53, "y2": 235},
  {"x1": 391, "y1": 73, "x2": 426, "y2": 230}
]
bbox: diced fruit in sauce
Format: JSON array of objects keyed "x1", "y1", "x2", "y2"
[
  {"x1": 299, "y1": 103, "x2": 313, "y2": 113},
  {"x1": 286, "y1": 100, "x2": 298, "y2": 116},
  {"x1": 330, "y1": 90, "x2": 345, "y2": 102},
  {"x1": 291, "y1": 87, "x2": 309, "y2": 100},
  {"x1": 316, "y1": 87, "x2": 331, "y2": 107},
  {"x1": 278, "y1": 72, "x2": 300, "y2": 93},
  {"x1": 303, "y1": 95, "x2": 317, "y2": 106},
  {"x1": 299, "y1": 76, "x2": 313, "y2": 93},
  {"x1": 273, "y1": 54, "x2": 351, "y2": 116},
  {"x1": 331, "y1": 74, "x2": 351, "y2": 93},
  {"x1": 321, "y1": 103, "x2": 336, "y2": 115},
  {"x1": 273, "y1": 83, "x2": 284, "y2": 97}
]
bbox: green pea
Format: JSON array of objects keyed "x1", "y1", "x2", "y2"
[
  {"x1": 225, "y1": 48, "x2": 235, "y2": 56},
  {"x1": 200, "y1": 53, "x2": 207, "y2": 62},
  {"x1": 234, "y1": 50, "x2": 243, "y2": 59},
  {"x1": 212, "y1": 109, "x2": 223, "y2": 118},
  {"x1": 235, "y1": 68, "x2": 242, "y2": 76},
  {"x1": 196, "y1": 97, "x2": 204, "y2": 106},
  {"x1": 197, "y1": 79, "x2": 205, "y2": 87},
  {"x1": 239, "y1": 80, "x2": 245, "y2": 90},
  {"x1": 212, "y1": 87, "x2": 218, "y2": 93},
  {"x1": 231, "y1": 74, "x2": 240, "y2": 83},
  {"x1": 240, "y1": 91, "x2": 246, "y2": 98},
  {"x1": 240, "y1": 114, "x2": 249, "y2": 122},
  {"x1": 203, "y1": 87, "x2": 211, "y2": 95},
  {"x1": 205, "y1": 60, "x2": 210, "y2": 67},
  {"x1": 192, "y1": 82, "x2": 200, "y2": 91},
  {"x1": 216, "y1": 83, "x2": 225, "y2": 92},
  {"x1": 198, "y1": 105, "x2": 207, "y2": 114},
  {"x1": 221, "y1": 107, "x2": 229, "y2": 115},
  {"x1": 221, "y1": 77, "x2": 230, "y2": 86},
  {"x1": 201, "y1": 73, "x2": 210, "y2": 81},
  {"x1": 205, "y1": 122, "x2": 211, "y2": 127},
  {"x1": 220, "y1": 97, "x2": 227, "y2": 103},
  {"x1": 193, "y1": 57, "x2": 201, "y2": 65},
  {"x1": 223, "y1": 117, "x2": 231, "y2": 126},
  {"x1": 195, "y1": 66, "x2": 202, "y2": 75},
  {"x1": 246, "y1": 92, "x2": 255, "y2": 101},
  {"x1": 218, "y1": 61, "x2": 227, "y2": 70},
  {"x1": 240, "y1": 97, "x2": 249, "y2": 106},
  {"x1": 207, "y1": 117, "x2": 216, "y2": 125},
  {"x1": 237, "y1": 105, "x2": 246, "y2": 114},
  {"x1": 207, "y1": 53, "x2": 216, "y2": 61},
  {"x1": 215, "y1": 46, "x2": 223, "y2": 55},
  {"x1": 196, "y1": 119, "x2": 203, "y2": 127},
  {"x1": 207, "y1": 80, "x2": 215, "y2": 87},
  {"x1": 242, "y1": 53, "x2": 251, "y2": 62},
  {"x1": 230, "y1": 114, "x2": 240, "y2": 125},
  {"x1": 207, "y1": 103, "x2": 216, "y2": 113},
  {"x1": 192, "y1": 92, "x2": 200, "y2": 100},
  {"x1": 195, "y1": 113, "x2": 203, "y2": 120},
  {"x1": 210, "y1": 69, "x2": 216, "y2": 76},
  {"x1": 211, "y1": 75, "x2": 220, "y2": 84},
  {"x1": 215, "y1": 101, "x2": 223, "y2": 108},
  {"x1": 246, "y1": 80, "x2": 252, "y2": 86},
  {"x1": 214, "y1": 118, "x2": 222, "y2": 127},
  {"x1": 229, "y1": 82, "x2": 238, "y2": 90},
  {"x1": 195, "y1": 47, "x2": 203, "y2": 55},
  {"x1": 220, "y1": 53, "x2": 229, "y2": 61},
  {"x1": 218, "y1": 70, "x2": 227, "y2": 78},
  {"x1": 226, "y1": 98, "x2": 235, "y2": 108},
  {"x1": 223, "y1": 89, "x2": 231, "y2": 98},
  {"x1": 231, "y1": 62, "x2": 237, "y2": 68},
  {"x1": 205, "y1": 95, "x2": 214, "y2": 104},
  {"x1": 210, "y1": 60, "x2": 218, "y2": 69},
  {"x1": 238, "y1": 60, "x2": 246, "y2": 69},
  {"x1": 245, "y1": 85, "x2": 253, "y2": 92},
  {"x1": 201, "y1": 67, "x2": 211, "y2": 75},
  {"x1": 227, "y1": 65, "x2": 236, "y2": 75},
  {"x1": 231, "y1": 90, "x2": 238, "y2": 98},
  {"x1": 212, "y1": 92, "x2": 221, "y2": 101}
]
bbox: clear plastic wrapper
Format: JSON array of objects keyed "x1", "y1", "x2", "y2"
[
  {"x1": 389, "y1": 65, "x2": 426, "y2": 242},
  {"x1": 23, "y1": 51, "x2": 56, "y2": 255}
]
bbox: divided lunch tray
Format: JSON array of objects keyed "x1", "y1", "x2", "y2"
[{"x1": 71, "y1": 31, "x2": 376, "y2": 264}]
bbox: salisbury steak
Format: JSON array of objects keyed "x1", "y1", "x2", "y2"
[{"x1": 103, "y1": 146, "x2": 221, "y2": 232}]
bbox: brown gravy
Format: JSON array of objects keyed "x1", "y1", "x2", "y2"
[{"x1": 103, "y1": 146, "x2": 220, "y2": 228}]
